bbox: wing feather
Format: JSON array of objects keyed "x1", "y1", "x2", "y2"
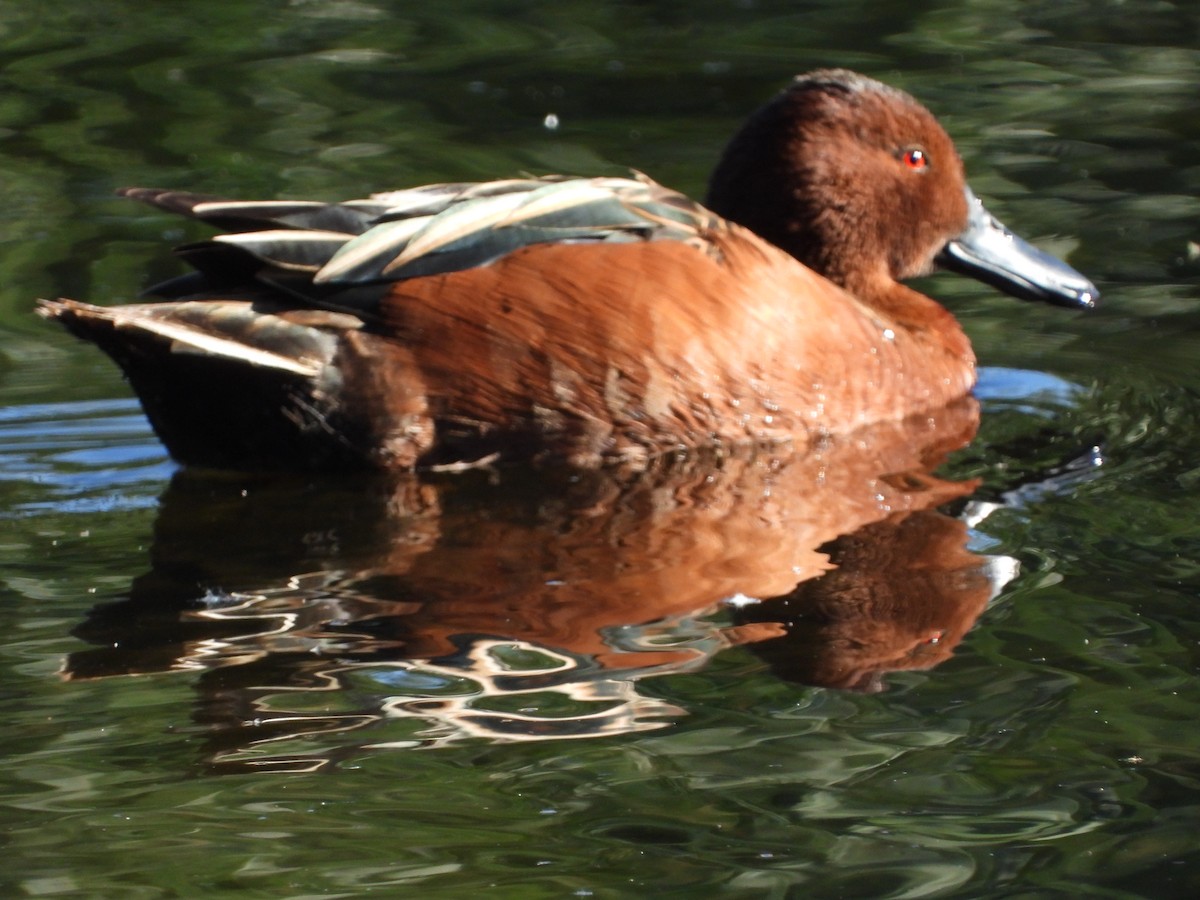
[{"x1": 126, "y1": 176, "x2": 719, "y2": 301}]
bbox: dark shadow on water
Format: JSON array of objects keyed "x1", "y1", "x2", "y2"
[{"x1": 63, "y1": 398, "x2": 1014, "y2": 771}]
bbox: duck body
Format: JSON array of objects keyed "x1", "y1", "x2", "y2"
[{"x1": 39, "y1": 70, "x2": 1096, "y2": 472}]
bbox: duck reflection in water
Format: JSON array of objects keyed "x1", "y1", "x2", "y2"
[{"x1": 65, "y1": 400, "x2": 1015, "y2": 770}]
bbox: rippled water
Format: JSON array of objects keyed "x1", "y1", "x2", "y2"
[{"x1": 2, "y1": 1, "x2": 1199, "y2": 897}]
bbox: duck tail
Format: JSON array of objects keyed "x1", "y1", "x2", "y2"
[{"x1": 36, "y1": 298, "x2": 395, "y2": 471}]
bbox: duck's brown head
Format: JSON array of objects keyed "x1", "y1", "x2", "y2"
[{"x1": 707, "y1": 69, "x2": 1097, "y2": 309}]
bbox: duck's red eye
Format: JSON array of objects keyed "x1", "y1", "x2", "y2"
[{"x1": 902, "y1": 147, "x2": 928, "y2": 171}]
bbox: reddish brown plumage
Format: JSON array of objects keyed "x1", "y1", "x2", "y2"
[
  {"x1": 357, "y1": 224, "x2": 974, "y2": 467},
  {"x1": 706, "y1": 70, "x2": 970, "y2": 291}
]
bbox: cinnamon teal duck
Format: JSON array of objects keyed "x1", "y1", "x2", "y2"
[{"x1": 39, "y1": 69, "x2": 1097, "y2": 471}]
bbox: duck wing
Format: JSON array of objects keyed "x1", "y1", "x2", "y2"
[{"x1": 125, "y1": 177, "x2": 717, "y2": 314}]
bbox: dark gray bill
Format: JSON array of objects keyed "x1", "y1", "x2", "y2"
[{"x1": 937, "y1": 187, "x2": 1098, "y2": 309}]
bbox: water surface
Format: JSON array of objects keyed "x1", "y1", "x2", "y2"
[{"x1": 2, "y1": 1, "x2": 1199, "y2": 897}]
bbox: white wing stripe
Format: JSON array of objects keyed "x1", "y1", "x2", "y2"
[{"x1": 109, "y1": 313, "x2": 324, "y2": 376}]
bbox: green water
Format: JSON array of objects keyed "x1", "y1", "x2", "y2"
[{"x1": 2, "y1": 1, "x2": 1199, "y2": 896}]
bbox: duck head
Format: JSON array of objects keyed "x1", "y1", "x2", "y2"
[{"x1": 706, "y1": 69, "x2": 1097, "y2": 310}]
